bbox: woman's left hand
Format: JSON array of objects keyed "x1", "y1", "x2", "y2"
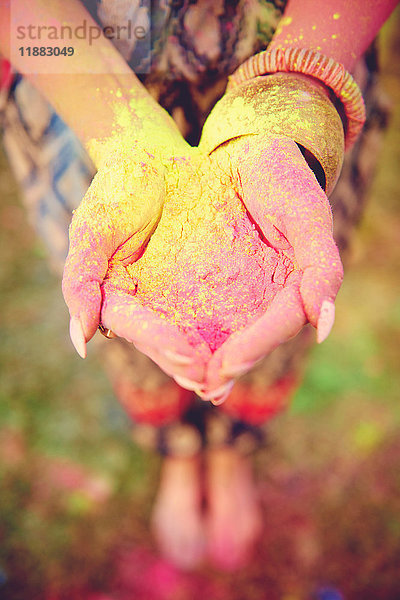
[{"x1": 200, "y1": 134, "x2": 343, "y2": 403}]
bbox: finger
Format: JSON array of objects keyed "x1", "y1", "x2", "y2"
[
  {"x1": 101, "y1": 283, "x2": 211, "y2": 385},
  {"x1": 205, "y1": 271, "x2": 306, "y2": 389},
  {"x1": 62, "y1": 158, "x2": 164, "y2": 350},
  {"x1": 236, "y1": 135, "x2": 343, "y2": 327},
  {"x1": 62, "y1": 213, "x2": 110, "y2": 348},
  {"x1": 197, "y1": 381, "x2": 235, "y2": 405},
  {"x1": 300, "y1": 256, "x2": 342, "y2": 329},
  {"x1": 61, "y1": 169, "x2": 120, "y2": 347}
]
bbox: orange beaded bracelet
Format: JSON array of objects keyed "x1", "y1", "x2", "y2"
[{"x1": 228, "y1": 46, "x2": 366, "y2": 149}]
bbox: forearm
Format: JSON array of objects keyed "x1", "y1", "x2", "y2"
[
  {"x1": 270, "y1": 0, "x2": 398, "y2": 70},
  {"x1": 31, "y1": 71, "x2": 188, "y2": 168},
  {"x1": 0, "y1": 0, "x2": 187, "y2": 167}
]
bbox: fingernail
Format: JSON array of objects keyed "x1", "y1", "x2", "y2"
[
  {"x1": 199, "y1": 381, "x2": 234, "y2": 402},
  {"x1": 317, "y1": 299, "x2": 335, "y2": 343},
  {"x1": 210, "y1": 389, "x2": 232, "y2": 406},
  {"x1": 164, "y1": 349, "x2": 193, "y2": 366},
  {"x1": 221, "y1": 360, "x2": 255, "y2": 378},
  {"x1": 174, "y1": 375, "x2": 205, "y2": 392},
  {"x1": 70, "y1": 316, "x2": 87, "y2": 358}
]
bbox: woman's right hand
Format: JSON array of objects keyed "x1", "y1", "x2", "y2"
[
  {"x1": 62, "y1": 148, "x2": 165, "y2": 353},
  {"x1": 62, "y1": 147, "x2": 210, "y2": 386}
]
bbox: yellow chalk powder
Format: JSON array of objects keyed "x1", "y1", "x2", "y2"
[{"x1": 102, "y1": 151, "x2": 294, "y2": 352}]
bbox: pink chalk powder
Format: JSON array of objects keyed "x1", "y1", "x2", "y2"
[{"x1": 102, "y1": 155, "x2": 295, "y2": 353}]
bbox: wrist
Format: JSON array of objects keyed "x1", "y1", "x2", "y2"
[
  {"x1": 228, "y1": 46, "x2": 365, "y2": 150},
  {"x1": 200, "y1": 72, "x2": 344, "y2": 195},
  {"x1": 29, "y1": 70, "x2": 188, "y2": 169},
  {"x1": 82, "y1": 77, "x2": 189, "y2": 168}
]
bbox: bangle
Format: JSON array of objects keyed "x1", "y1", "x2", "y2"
[
  {"x1": 200, "y1": 72, "x2": 344, "y2": 195},
  {"x1": 227, "y1": 46, "x2": 365, "y2": 149}
]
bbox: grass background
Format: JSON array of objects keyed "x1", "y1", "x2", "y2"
[{"x1": 0, "y1": 9, "x2": 399, "y2": 600}]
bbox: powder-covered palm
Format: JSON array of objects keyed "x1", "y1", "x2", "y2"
[
  {"x1": 62, "y1": 147, "x2": 210, "y2": 385},
  {"x1": 203, "y1": 134, "x2": 343, "y2": 398},
  {"x1": 96, "y1": 135, "x2": 342, "y2": 400}
]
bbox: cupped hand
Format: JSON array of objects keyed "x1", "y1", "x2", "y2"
[
  {"x1": 62, "y1": 147, "x2": 210, "y2": 384},
  {"x1": 96, "y1": 133, "x2": 342, "y2": 403},
  {"x1": 201, "y1": 134, "x2": 343, "y2": 400},
  {"x1": 63, "y1": 131, "x2": 343, "y2": 403}
]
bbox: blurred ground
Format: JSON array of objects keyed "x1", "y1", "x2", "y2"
[{"x1": 0, "y1": 9, "x2": 399, "y2": 600}]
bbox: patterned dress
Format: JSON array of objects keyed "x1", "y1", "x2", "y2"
[{"x1": 0, "y1": 1, "x2": 389, "y2": 456}]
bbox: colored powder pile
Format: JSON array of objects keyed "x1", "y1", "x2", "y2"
[{"x1": 104, "y1": 153, "x2": 294, "y2": 352}]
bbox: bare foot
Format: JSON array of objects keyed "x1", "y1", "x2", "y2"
[
  {"x1": 151, "y1": 455, "x2": 206, "y2": 570},
  {"x1": 206, "y1": 447, "x2": 263, "y2": 570}
]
